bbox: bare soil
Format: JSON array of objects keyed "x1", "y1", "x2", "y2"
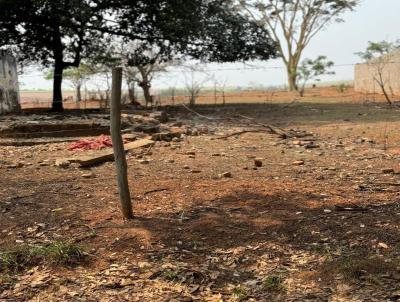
[{"x1": 1, "y1": 101, "x2": 400, "y2": 301}]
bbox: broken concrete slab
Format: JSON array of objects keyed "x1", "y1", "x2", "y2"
[
  {"x1": 0, "y1": 137, "x2": 79, "y2": 146},
  {"x1": 0, "y1": 120, "x2": 110, "y2": 139},
  {"x1": 0, "y1": 111, "x2": 170, "y2": 139}
]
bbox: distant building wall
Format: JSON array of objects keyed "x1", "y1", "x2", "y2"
[
  {"x1": 0, "y1": 50, "x2": 21, "y2": 114},
  {"x1": 354, "y1": 52, "x2": 400, "y2": 95}
]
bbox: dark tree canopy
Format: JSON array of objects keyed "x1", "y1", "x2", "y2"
[
  {"x1": 0, "y1": 0, "x2": 277, "y2": 111},
  {"x1": 0, "y1": 0, "x2": 104, "y2": 66},
  {"x1": 0, "y1": 0, "x2": 106, "y2": 111}
]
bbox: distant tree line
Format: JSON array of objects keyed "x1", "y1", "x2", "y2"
[
  {"x1": 0, "y1": 0, "x2": 277, "y2": 111},
  {"x1": 0, "y1": 0, "x2": 361, "y2": 110}
]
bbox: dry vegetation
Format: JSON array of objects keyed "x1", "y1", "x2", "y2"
[
  {"x1": 1, "y1": 94, "x2": 400, "y2": 301},
  {"x1": 20, "y1": 86, "x2": 397, "y2": 110}
]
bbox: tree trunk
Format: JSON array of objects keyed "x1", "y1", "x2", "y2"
[
  {"x1": 189, "y1": 91, "x2": 196, "y2": 107},
  {"x1": 375, "y1": 74, "x2": 393, "y2": 106},
  {"x1": 51, "y1": 25, "x2": 65, "y2": 112},
  {"x1": 52, "y1": 61, "x2": 64, "y2": 112},
  {"x1": 140, "y1": 81, "x2": 152, "y2": 107},
  {"x1": 287, "y1": 67, "x2": 298, "y2": 92},
  {"x1": 138, "y1": 67, "x2": 152, "y2": 107},
  {"x1": 171, "y1": 88, "x2": 175, "y2": 105},
  {"x1": 76, "y1": 83, "x2": 82, "y2": 102},
  {"x1": 299, "y1": 83, "x2": 306, "y2": 97},
  {"x1": 105, "y1": 72, "x2": 111, "y2": 102},
  {"x1": 380, "y1": 84, "x2": 392, "y2": 105},
  {"x1": 128, "y1": 82, "x2": 135, "y2": 103}
]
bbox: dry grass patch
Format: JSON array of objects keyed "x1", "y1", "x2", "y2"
[
  {"x1": 0, "y1": 241, "x2": 85, "y2": 272},
  {"x1": 323, "y1": 255, "x2": 399, "y2": 283},
  {"x1": 263, "y1": 275, "x2": 287, "y2": 293}
]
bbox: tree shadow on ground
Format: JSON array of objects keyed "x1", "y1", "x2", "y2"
[
  {"x1": 2, "y1": 173, "x2": 400, "y2": 300},
  {"x1": 172, "y1": 102, "x2": 400, "y2": 127},
  {"x1": 103, "y1": 188, "x2": 400, "y2": 300}
]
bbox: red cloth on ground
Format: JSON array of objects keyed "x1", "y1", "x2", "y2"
[{"x1": 68, "y1": 135, "x2": 113, "y2": 151}]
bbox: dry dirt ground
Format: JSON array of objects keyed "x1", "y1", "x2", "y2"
[{"x1": 1, "y1": 102, "x2": 400, "y2": 302}]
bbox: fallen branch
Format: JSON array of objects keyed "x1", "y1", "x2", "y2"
[
  {"x1": 235, "y1": 114, "x2": 288, "y2": 138},
  {"x1": 374, "y1": 182, "x2": 400, "y2": 187},
  {"x1": 235, "y1": 114, "x2": 314, "y2": 139},
  {"x1": 181, "y1": 104, "x2": 220, "y2": 121},
  {"x1": 144, "y1": 188, "x2": 169, "y2": 196},
  {"x1": 334, "y1": 204, "x2": 369, "y2": 212},
  {"x1": 213, "y1": 129, "x2": 268, "y2": 140},
  {"x1": 143, "y1": 142, "x2": 154, "y2": 155}
]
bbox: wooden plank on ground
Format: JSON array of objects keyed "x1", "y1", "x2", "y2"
[{"x1": 66, "y1": 138, "x2": 154, "y2": 167}]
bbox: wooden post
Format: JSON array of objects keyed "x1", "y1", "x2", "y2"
[{"x1": 110, "y1": 67, "x2": 133, "y2": 219}]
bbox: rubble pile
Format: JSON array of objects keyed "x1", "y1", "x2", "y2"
[{"x1": 0, "y1": 111, "x2": 200, "y2": 145}]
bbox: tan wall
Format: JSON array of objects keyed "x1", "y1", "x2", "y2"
[
  {"x1": 354, "y1": 54, "x2": 400, "y2": 95},
  {"x1": 0, "y1": 51, "x2": 20, "y2": 114}
]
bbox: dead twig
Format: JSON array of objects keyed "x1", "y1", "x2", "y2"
[
  {"x1": 213, "y1": 129, "x2": 269, "y2": 140},
  {"x1": 143, "y1": 188, "x2": 169, "y2": 196},
  {"x1": 374, "y1": 182, "x2": 400, "y2": 187},
  {"x1": 334, "y1": 204, "x2": 369, "y2": 212},
  {"x1": 234, "y1": 114, "x2": 288, "y2": 138},
  {"x1": 181, "y1": 104, "x2": 220, "y2": 120},
  {"x1": 143, "y1": 143, "x2": 154, "y2": 155}
]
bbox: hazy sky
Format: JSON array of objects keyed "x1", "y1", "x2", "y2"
[{"x1": 19, "y1": 0, "x2": 400, "y2": 90}]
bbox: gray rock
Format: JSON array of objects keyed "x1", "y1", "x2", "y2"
[
  {"x1": 292, "y1": 160, "x2": 305, "y2": 166},
  {"x1": 254, "y1": 158, "x2": 263, "y2": 167},
  {"x1": 55, "y1": 159, "x2": 70, "y2": 168},
  {"x1": 219, "y1": 172, "x2": 232, "y2": 178},
  {"x1": 82, "y1": 172, "x2": 95, "y2": 179}
]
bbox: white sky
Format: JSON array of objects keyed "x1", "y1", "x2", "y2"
[{"x1": 19, "y1": 0, "x2": 400, "y2": 91}]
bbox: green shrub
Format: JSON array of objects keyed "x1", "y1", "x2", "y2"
[{"x1": 0, "y1": 241, "x2": 84, "y2": 272}]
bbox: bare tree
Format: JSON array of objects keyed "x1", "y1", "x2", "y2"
[
  {"x1": 184, "y1": 64, "x2": 211, "y2": 106},
  {"x1": 124, "y1": 67, "x2": 138, "y2": 104},
  {"x1": 44, "y1": 64, "x2": 94, "y2": 102},
  {"x1": 91, "y1": 65, "x2": 113, "y2": 104},
  {"x1": 213, "y1": 76, "x2": 228, "y2": 105},
  {"x1": 115, "y1": 41, "x2": 178, "y2": 107},
  {"x1": 356, "y1": 41, "x2": 400, "y2": 106},
  {"x1": 135, "y1": 64, "x2": 166, "y2": 107},
  {"x1": 213, "y1": 79, "x2": 219, "y2": 105},
  {"x1": 237, "y1": 0, "x2": 358, "y2": 91},
  {"x1": 171, "y1": 87, "x2": 176, "y2": 105},
  {"x1": 167, "y1": 86, "x2": 177, "y2": 106},
  {"x1": 91, "y1": 40, "x2": 176, "y2": 107}
]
